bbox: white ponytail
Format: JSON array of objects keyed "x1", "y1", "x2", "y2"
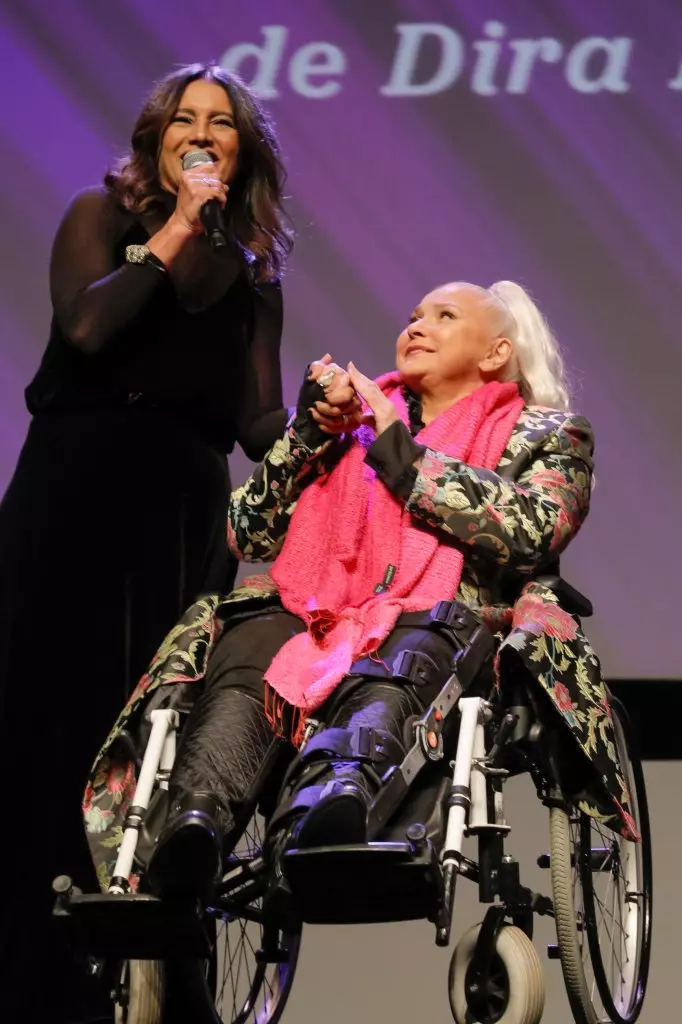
[{"x1": 487, "y1": 280, "x2": 571, "y2": 411}]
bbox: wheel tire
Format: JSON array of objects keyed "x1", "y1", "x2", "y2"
[
  {"x1": 550, "y1": 806, "x2": 598, "y2": 1024},
  {"x1": 448, "y1": 923, "x2": 545, "y2": 1024},
  {"x1": 582, "y1": 698, "x2": 652, "y2": 1023},
  {"x1": 549, "y1": 696, "x2": 652, "y2": 1024},
  {"x1": 114, "y1": 959, "x2": 164, "y2": 1024}
]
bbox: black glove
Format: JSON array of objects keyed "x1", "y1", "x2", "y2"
[{"x1": 290, "y1": 365, "x2": 333, "y2": 447}]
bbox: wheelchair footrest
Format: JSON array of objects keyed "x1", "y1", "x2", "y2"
[
  {"x1": 53, "y1": 891, "x2": 212, "y2": 960},
  {"x1": 283, "y1": 840, "x2": 444, "y2": 925}
]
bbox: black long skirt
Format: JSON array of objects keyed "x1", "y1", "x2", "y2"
[{"x1": 0, "y1": 406, "x2": 235, "y2": 1022}]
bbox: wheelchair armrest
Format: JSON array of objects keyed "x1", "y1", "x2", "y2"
[{"x1": 534, "y1": 575, "x2": 593, "y2": 618}]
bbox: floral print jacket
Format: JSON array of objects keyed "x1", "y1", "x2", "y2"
[{"x1": 84, "y1": 406, "x2": 635, "y2": 889}]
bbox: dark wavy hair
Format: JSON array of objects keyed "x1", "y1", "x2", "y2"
[{"x1": 105, "y1": 63, "x2": 293, "y2": 280}]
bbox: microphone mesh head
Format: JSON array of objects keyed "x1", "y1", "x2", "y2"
[{"x1": 182, "y1": 150, "x2": 214, "y2": 171}]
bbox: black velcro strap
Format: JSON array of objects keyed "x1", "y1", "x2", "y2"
[
  {"x1": 451, "y1": 623, "x2": 496, "y2": 689},
  {"x1": 392, "y1": 649, "x2": 441, "y2": 688},
  {"x1": 296, "y1": 726, "x2": 388, "y2": 765},
  {"x1": 292, "y1": 725, "x2": 406, "y2": 774},
  {"x1": 430, "y1": 600, "x2": 481, "y2": 646},
  {"x1": 395, "y1": 600, "x2": 484, "y2": 654}
]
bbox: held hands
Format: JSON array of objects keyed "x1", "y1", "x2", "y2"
[
  {"x1": 307, "y1": 355, "x2": 398, "y2": 437},
  {"x1": 170, "y1": 160, "x2": 228, "y2": 237},
  {"x1": 307, "y1": 355, "x2": 361, "y2": 435}
]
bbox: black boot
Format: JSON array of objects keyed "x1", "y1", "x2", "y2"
[
  {"x1": 275, "y1": 676, "x2": 430, "y2": 850},
  {"x1": 148, "y1": 680, "x2": 284, "y2": 901},
  {"x1": 292, "y1": 769, "x2": 372, "y2": 848},
  {"x1": 266, "y1": 722, "x2": 406, "y2": 851},
  {"x1": 147, "y1": 790, "x2": 227, "y2": 902}
]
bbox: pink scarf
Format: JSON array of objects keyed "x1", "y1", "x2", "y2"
[{"x1": 265, "y1": 375, "x2": 523, "y2": 727}]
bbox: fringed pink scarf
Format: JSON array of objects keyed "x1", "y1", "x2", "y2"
[{"x1": 265, "y1": 375, "x2": 523, "y2": 737}]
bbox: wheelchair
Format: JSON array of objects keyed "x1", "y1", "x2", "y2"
[{"x1": 53, "y1": 582, "x2": 652, "y2": 1024}]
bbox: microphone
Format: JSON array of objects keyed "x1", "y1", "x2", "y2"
[{"x1": 182, "y1": 149, "x2": 227, "y2": 250}]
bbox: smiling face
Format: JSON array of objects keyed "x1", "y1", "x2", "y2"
[
  {"x1": 396, "y1": 282, "x2": 514, "y2": 397},
  {"x1": 158, "y1": 78, "x2": 240, "y2": 192}
]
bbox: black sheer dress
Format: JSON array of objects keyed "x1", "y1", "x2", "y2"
[{"x1": 0, "y1": 186, "x2": 287, "y2": 1022}]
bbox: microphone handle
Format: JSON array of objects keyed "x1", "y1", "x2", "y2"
[{"x1": 200, "y1": 199, "x2": 228, "y2": 250}]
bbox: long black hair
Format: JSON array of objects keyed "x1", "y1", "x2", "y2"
[{"x1": 105, "y1": 63, "x2": 293, "y2": 279}]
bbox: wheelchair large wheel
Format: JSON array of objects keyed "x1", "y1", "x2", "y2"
[
  {"x1": 204, "y1": 810, "x2": 301, "y2": 1024},
  {"x1": 448, "y1": 923, "x2": 545, "y2": 1024},
  {"x1": 549, "y1": 697, "x2": 652, "y2": 1024},
  {"x1": 117, "y1": 813, "x2": 301, "y2": 1024}
]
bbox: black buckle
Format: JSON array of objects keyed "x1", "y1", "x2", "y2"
[
  {"x1": 430, "y1": 600, "x2": 477, "y2": 644},
  {"x1": 392, "y1": 649, "x2": 438, "y2": 687},
  {"x1": 352, "y1": 725, "x2": 375, "y2": 759}
]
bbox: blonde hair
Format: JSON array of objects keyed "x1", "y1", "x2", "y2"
[{"x1": 486, "y1": 280, "x2": 571, "y2": 411}]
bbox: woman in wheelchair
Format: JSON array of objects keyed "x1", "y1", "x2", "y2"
[{"x1": 85, "y1": 278, "x2": 634, "y2": 908}]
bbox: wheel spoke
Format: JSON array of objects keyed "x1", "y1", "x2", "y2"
[
  {"x1": 233, "y1": 924, "x2": 245, "y2": 1018},
  {"x1": 233, "y1": 918, "x2": 251, "y2": 1018},
  {"x1": 592, "y1": 887, "x2": 626, "y2": 975},
  {"x1": 240, "y1": 934, "x2": 256, "y2": 1022},
  {"x1": 606, "y1": 880, "x2": 624, "y2": 984},
  {"x1": 200, "y1": 813, "x2": 299, "y2": 1024},
  {"x1": 225, "y1": 926, "x2": 240, "y2": 1018}
]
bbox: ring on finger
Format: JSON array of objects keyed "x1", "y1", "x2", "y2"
[{"x1": 318, "y1": 369, "x2": 336, "y2": 389}]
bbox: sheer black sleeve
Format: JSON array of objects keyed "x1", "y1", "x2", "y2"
[
  {"x1": 49, "y1": 187, "x2": 169, "y2": 355},
  {"x1": 235, "y1": 278, "x2": 288, "y2": 461}
]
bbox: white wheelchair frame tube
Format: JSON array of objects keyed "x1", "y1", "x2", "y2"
[
  {"x1": 443, "y1": 697, "x2": 489, "y2": 865},
  {"x1": 108, "y1": 708, "x2": 179, "y2": 894}
]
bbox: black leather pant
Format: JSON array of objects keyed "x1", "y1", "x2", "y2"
[{"x1": 169, "y1": 604, "x2": 460, "y2": 850}]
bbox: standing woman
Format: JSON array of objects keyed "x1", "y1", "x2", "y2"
[{"x1": 0, "y1": 63, "x2": 291, "y2": 1022}]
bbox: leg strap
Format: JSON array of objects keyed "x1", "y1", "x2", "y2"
[
  {"x1": 428, "y1": 600, "x2": 495, "y2": 690},
  {"x1": 295, "y1": 725, "x2": 403, "y2": 766},
  {"x1": 347, "y1": 600, "x2": 494, "y2": 695},
  {"x1": 267, "y1": 601, "x2": 494, "y2": 844},
  {"x1": 267, "y1": 725, "x2": 403, "y2": 836}
]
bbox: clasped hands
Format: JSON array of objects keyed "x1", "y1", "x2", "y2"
[{"x1": 307, "y1": 354, "x2": 398, "y2": 437}]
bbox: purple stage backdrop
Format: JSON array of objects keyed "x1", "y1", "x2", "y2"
[{"x1": 0, "y1": 1, "x2": 679, "y2": 680}]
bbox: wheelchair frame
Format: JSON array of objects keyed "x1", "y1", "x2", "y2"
[
  {"x1": 87, "y1": 686, "x2": 554, "y2": 1023},
  {"x1": 54, "y1": 602, "x2": 651, "y2": 1024}
]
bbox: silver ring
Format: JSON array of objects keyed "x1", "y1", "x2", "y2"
[{"x1": 318, "y1": 369, "x2": 336, "y2": 389}]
